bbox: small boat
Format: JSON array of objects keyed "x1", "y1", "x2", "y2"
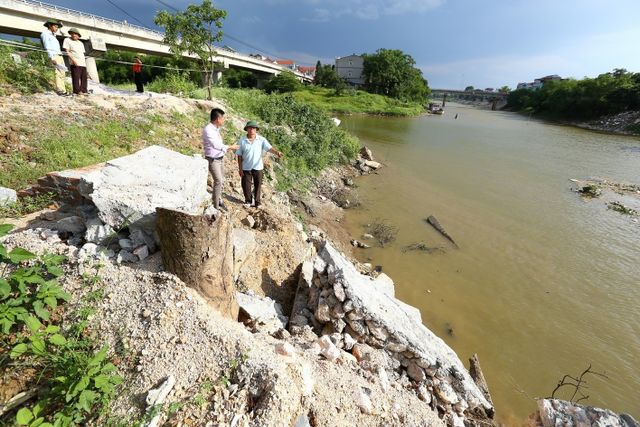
[{"x1": 428, "y1": 102, "x2": 444, "y2": 115}]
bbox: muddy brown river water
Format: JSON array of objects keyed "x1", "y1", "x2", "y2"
[{"x1": 339, "y1": 103, "x2": 640, "y2": 422}]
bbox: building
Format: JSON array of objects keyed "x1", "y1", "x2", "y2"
[
  {"x1": 275, "y1": 59, "x2": 296, "y2": 70},
  {"x1": 517, "y1": 74, "x2": 562, "y2": 90},
  {"x1": 335, "y1": 54, "x2": 365, "y2": 87},
  {"x1": 297, "y1": 65, "x2": 316, "y2": 78}
]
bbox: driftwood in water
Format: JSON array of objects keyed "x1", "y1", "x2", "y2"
[
  {"x1": 469, "y1": 353, "x2": 493, "y2": 407},
  {"x1": 156, "y1": 208, "x2": 238, "y2": 320},
  {"x1": 425, "y1": 215, "x2": 459, "y2": 248},
  {"x1": 401, "y1": 242, "x2": 445, "y2": 254}
]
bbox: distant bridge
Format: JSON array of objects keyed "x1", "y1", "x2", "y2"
[
  {"x1": 0, "y1": 0, "x2": 311, "y2": 84},
  {"x1": 431, "y1": 88, "x2": 509, "y2": 110}
]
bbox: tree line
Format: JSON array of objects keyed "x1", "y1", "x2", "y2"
[{"x1": 506, "y1": 69, "x2": 640, "y2": 120}]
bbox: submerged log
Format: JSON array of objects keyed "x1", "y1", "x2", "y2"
[
  {"x1": 425, "y1": 215, "x2": 459, "y2": 248},
  {"x1": 469, "y1": 353, "x2": 493, "y2": 407},
  {"x1": 156, "y1": 208, "x2": 238, "y2": 320}
]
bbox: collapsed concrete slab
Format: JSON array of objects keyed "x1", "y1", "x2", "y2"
[
  {"x1": 78, "y1": 145, "x2": 210, "y2": 235},
  {"x1": 536, "y1": 399, "x2": 639, "y2": 427},
  {"x1": 291, "y1": 241, "x2": 494, "y2": 425}
]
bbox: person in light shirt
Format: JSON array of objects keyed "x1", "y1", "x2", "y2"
[
  {"x1": 62, "y1": 28, "x2": 87, "y2": 95},
  {"x1": 235, "y1": 121, "x2": 283, "y2": 209},
  {"x1": 40, "y1": 19, "x2": 68, "y2": 96},
  {"x1": 202, "y1": 108, "x2": 239, "y2": 210}
]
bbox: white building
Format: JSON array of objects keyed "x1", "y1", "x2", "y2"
[{"x1": 335, "y1": 54, "x2": 365, "y2": 86}]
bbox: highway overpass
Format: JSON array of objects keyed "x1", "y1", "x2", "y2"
[{"x1": 0, "y1": 0, "x2": 310, "y2": 84}]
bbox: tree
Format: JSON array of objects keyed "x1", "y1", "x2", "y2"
[
  {"x1": 264, "y1": 71, "x2": 301, "y2": 94},
  {"x1": 154, "y1": 0, "x2": 227, "y2": 100},
  {"x1": 362, "y1": 49, "x2": 430, "y2": 103},
  {"x1": 313, "y1": 60, "x2": 322, "y2": 85},
  {"x1": 464, "y1": 86, "x2": 474, "y2": 91},
  {"x1": 499, "y1": 85, "x2": 511, "y2": 93}
]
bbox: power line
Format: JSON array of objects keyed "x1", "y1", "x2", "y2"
[
  {"x1": 104, "y1": 0, "x2": 149, "y2": 27},
  {"x1": 151, "y1": 0, "x2": 315, "y2": 66}
]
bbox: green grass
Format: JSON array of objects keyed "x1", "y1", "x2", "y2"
[
  {"x1": 292, "y1": 86, "x2": 426, "y2": 116},
  {"x1": 0, "y1": 112, "x2": 204, "y2": 192}
]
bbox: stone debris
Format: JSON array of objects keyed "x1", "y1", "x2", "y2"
[
  {"x1": 233, "y1": 228, "x2": 257, "y2": 280},
  {"x1": 237, "y1": 291, "x2": 288, "y2": 333},
  {"x1": 275, "y1": 342, "x2": 295, "y2": 357},
  {"x1": 535, "y1": 399, "x2": 639, "y2": 427},
  {"x1": 117, "y1": 250, "x2": 138, "y2": 264},
  {"x1": 355, "y1": 387, "x2": 374, "y2": 414},
  {"x1": 242, "y1": 214, "x2": 256, "y2": 228},
  {"x1": 350, "y1": 239, "x2": 370, "y2": 249},
  {"x1": 54, "y1": 215, "x2": 86, "y2": 235},
  {"x1": 133, "y1": 245, "x2": 149, "y2": 261},
  {"x1": 360, "y1": 146, "x2": 374, "y2": 161},
  {"x1": 84, "y1": 217, "x2": 115, "y2": 245},
  {"x1": 0, "y1": 186, "x2": 17, "y2": 205},
  {"x1": 291, "y1": 241, "x2": 494, "y2": 424},
  {"x1": 144, "y1": 375, "x2": 176, "y2": 427}
]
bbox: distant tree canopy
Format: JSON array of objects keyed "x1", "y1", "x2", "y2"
[
  {"x1": 464, "y1": 86, "x2": 474, "y2": 91},
  {"x1": 264, "y1": 71, "x2": 301, "y2": 94},
  {"x1": 96, "y1": 50, "x2": 201, "y2": 85},
  {"x1": 314, "y1": 62, "x2": 342, "y2": 88},
  {"x1": 362, "y1": 49, "x2": 430, "y2": 103},
  {"x1": 507, "y1": 68, "x2": 640, "y2": 120},
  {"x1": 221, "y1": 68, "x2": 257, "y2": 88},
  {"x1": 499, "y1": 85, "x2": 511, "y2": 93}
]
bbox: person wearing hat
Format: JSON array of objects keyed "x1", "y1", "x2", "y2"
[
  {"x1": 63, "y1": 28, "x2": 88, "y2": 95},
  {"x1": 235, "y1": 121, "x2": 283, "y2": 209},
  {"x1": 40, "y1": 19, "x2": 68, "y2": 95},
  {"x1": 203, "y1": 108, "x2": 239, "y2": 211}
]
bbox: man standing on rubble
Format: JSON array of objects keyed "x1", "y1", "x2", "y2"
[{"x1": 203, "y1": 108, "x2": 239, "y2": 211}]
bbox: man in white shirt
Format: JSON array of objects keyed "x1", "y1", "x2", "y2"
[
  {"x1": 63, "y1": 28, "x2": 87, "y2": 95},
  {"x1": 202, "y1": 108, "x2": 239, "y2": 210},
  {"x1": 40, "y1": 19, "x2": 68, "y2": 96}
]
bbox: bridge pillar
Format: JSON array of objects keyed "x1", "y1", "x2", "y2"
[{"x1": 85, "y1": 57, "x2": 100, "y2": 83}]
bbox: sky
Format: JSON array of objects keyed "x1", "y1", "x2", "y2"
[{"x1": 27, "y1": 0, "x2": 640, "y2": 89}]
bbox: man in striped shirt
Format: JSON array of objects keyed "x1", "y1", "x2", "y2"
[{"x1": 40, "y1": 19, "x2": 68, "y2": 95}]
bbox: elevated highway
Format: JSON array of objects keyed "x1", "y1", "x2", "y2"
[{"x1": 0, "y1": 0, "x2": 310, "y2": 83}]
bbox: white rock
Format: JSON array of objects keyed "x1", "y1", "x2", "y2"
[
  {"x1": 317, "y1": 335, "x2": 341, "y2": 362},
  {"x1": 354, "y1": 388, "x2": 373, "y2": 414},
  {"x1": 343, "y1": 333, "x2": 357, "y2": 351},
  {"x1": 300, "y1": 362, "x2": 315, "y2": 397},
  {"x1": 85, "y1": 217, "x2": 115, "y2": 245},
  {"x1": 364, "y1": 160, "x2": 381, "y2": 169},
  {"x1": 0, "y1": 187, "x2": 17, "y2": 206},
  {"x1": 40, "y1": 229, "x2": 60, "y2": 242},
  {"x1": 233, "y1": 228, "x2": 257, "y2": 279},
  {"x1": 236, "y1": 292, "x2": 288, "y2": 331},
  {"x1": 117, "y1": 250, "x2": 139, "y2": 264},
  {"x1": 133, "y1": 245, "x2": 149, "y2": 261},
  {"x1": 78, "y1": 243, "x2": 98, "y2": 260},
  {"x1": 242, "y1": 215, "x2": 256, "y2": 228},
  {"x1": 275, "y1": 342, "x2": 295, "y2": 357},
  {"x1": 377, "y1": 367, "x2": 390, "y2": 392}
]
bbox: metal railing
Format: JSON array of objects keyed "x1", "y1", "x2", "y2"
[{"x1": 5, "y1": 0, "x2": 165, "y2": 37}]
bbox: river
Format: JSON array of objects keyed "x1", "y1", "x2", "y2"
[{"x1": 339, "y1": 103, "x2": 640, "y2": 422}]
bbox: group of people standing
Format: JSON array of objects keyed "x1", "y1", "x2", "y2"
[
  {"x1": 40, "y1": 18, "x2": 145, "y2": 96},
  {"x1": 203, "y1": 108, "x2": 283, "y2": 211}
]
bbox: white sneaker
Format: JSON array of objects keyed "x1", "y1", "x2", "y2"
[{"x1": 243, "y1": 203, "x2": 252, "y2": 208}]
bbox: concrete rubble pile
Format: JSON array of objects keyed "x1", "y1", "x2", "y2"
[
  {"x1": 289, "y1": 241, "x2": 494, "y2": 426},
  {"x1": 355, "y1": 146, "x2": 382, "y2": 174},
  {"x1": 535, "y1": 399, "x2": 639, "y2": 427},
  {"x1": 41, "y1": 146, "x2": 211, "y2": 263}
]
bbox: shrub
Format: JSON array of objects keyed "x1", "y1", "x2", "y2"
[
  {"x1": 0, "y1": 45, "x2": 53, "y2": 94},
  {"x1": 147, "y1": 71, "x2": 199, "y2": 97},
  {"x1": 264, "y1": 71, "x2": 301, "y2": 94}
]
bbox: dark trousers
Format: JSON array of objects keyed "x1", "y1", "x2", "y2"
[
  {"x1": 134, "y1": 72, "x2": 144, "y2": 93},
  {"x1": 70, "y1": 65, "x2": 87, "y2": 94},
  {"x1": 241, "y1": 169, "x2": 263, "y2": 206}
]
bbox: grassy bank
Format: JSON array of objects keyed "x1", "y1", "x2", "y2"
[
  {"x1": 210, "y1": 87, "x2": 360, "y2": 189},
  {"x1": 293, "y1": 86, "x2": 425, "y2": 116}
]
